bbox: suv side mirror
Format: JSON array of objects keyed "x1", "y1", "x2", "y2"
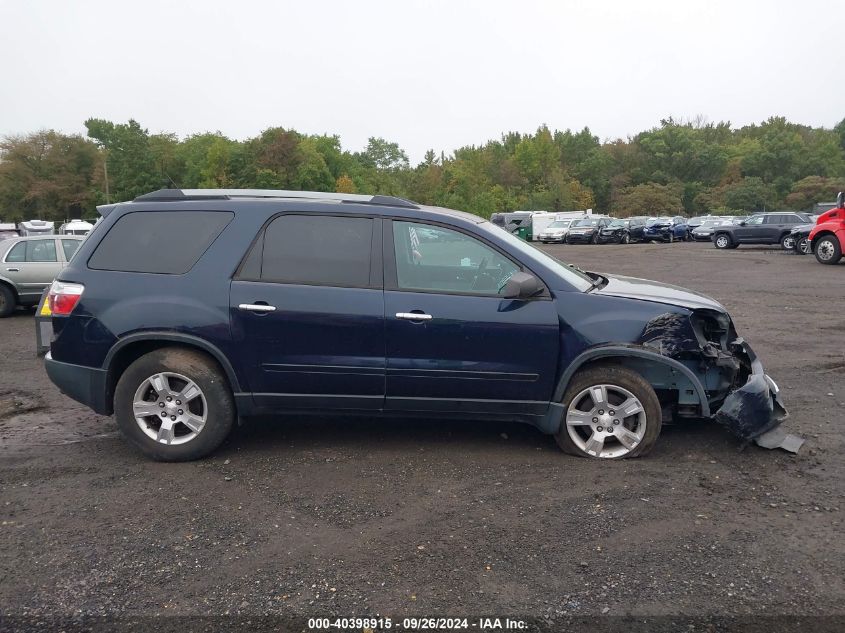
[
  {"x1": 838, "y1": 191, "x2": 844, "y2": 209},
  {"x1": 738, "y1": 220, "x2": 746, "y2": 226},
  {"x1": 501, "y1": 272, "x2": 544, "y2": 300}
]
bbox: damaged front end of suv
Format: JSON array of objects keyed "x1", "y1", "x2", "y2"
[{"x1": 636, "y1": 308, "x2": 792, "y2": 450}]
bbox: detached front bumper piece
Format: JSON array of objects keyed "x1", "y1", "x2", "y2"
[{"x1": 713, "y1": 346, "x2": 801, "y2": 452}]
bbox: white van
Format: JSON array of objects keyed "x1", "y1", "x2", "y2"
[{"x1": 18, "y1": 220, "x2": 55, "y2": 236}]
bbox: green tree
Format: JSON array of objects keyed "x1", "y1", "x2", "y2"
[
  {"x1": 720, "y1": 176, "x2": 777, "y2": 212},
  {"x1": 0, "y1": 130, "x2": 100, "y2": 221},
  {"x1": 359, "y1": 137, "x2": 409, "y2": 170},
  {"x1": 785, "y1": 176, "x2": 845, "y2": 210},
  {"x1": 85, "y1": 118, "x2": 165, "y2": 202},
  {"x1": 613, "y1": 182, "x2": 683, "y2": 216}
]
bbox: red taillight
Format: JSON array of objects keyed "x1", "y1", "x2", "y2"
[{"x1": 47, "y1": 281, "x2": 84, "y2": 316}]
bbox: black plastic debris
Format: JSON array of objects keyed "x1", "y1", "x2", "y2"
[{"x1": 714, "y1": 373, "x2": 796, "y2": 451}]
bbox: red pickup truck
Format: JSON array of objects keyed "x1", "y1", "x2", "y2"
[{"x1": 810, "y1": 191, "x2": 845, "y2": 264}]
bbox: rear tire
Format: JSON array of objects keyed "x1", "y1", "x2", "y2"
[
  {"x1": 714, "y1": 233, "x2": 732, "y2": 249},
  {"x1": 814, "y1": 235, "x2": 842, "y2": 265},
  {"x1": 555, "y1": 364, "x2": 662, "y2": 459},
  {"x1": 0, "y1": 284, "x2": 15, "y2": 318},
  {"x1": 621, "y1": 233, "x2": 630, "y2": 244},
  {"x1": 114, "y1": 348, "x2": 235, "y2": 461}
]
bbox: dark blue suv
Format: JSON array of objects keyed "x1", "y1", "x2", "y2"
[{"x1": 44, "y1": 189, "x2": 787, "y2": 461}]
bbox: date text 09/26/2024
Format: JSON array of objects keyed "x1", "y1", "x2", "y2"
[{"x1": 307, "y1": 617, "x2": 528, "y2": 630}]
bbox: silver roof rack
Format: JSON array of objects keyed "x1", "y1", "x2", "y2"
[{"x1": 133, "y1": 188, "x2": 419, "y2": 209}]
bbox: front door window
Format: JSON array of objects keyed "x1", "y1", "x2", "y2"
[{"x1": 392, "y1": 221, "x2": 519, "y2": 295}]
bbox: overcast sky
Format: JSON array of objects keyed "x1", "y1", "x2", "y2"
[{"x1": 1, "y1": 0, "x2": 843, "y2": 163}]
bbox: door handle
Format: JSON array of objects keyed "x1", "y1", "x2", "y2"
[
  {"x1": 238, "y1": 303, "x2": 276, "y2": 313},
  {"x1": 6, "y1": 268, "x2": 19, "y2": 272},
  {"x1": 396, "y1": 312, "x2": 432, "y2": 321}
]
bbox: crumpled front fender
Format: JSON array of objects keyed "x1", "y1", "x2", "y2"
[
  {"x1": 713, "y1": 344, "x2": 793, "y2": 449},
  {"x1": 715, "y1": 373, "x2": 788, "y2": 441}
]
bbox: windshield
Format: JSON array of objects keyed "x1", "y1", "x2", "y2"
[
  {"x1": 572, "y1": 218, "x2": 599, "y2": 227},
  {"x1": 607, "y1": 219, "x2": 627, "y2": 228},
  {"x1": 699, "y1": 220, "x2": 722, "y2": 228},
  {"x1": 647, "y1": 217, "x2": 672, "y2": 225},
  {"x1": 479, "y1": 223, "x2": 594, "y2": 291},
  {"x1": 548, "y1": 220, "x2": 571, "y2": 228}
]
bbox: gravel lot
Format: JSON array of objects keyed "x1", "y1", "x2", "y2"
[{"x1": 1, "y1": 241, "x2": 843, "y2": 631}]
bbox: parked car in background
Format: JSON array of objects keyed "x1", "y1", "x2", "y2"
[
  {"x1": 687, "y1": 216, "x2": 706, "y2": 230},
  {"x1": 537, "y1": 218, "x2": 576, "y2": 243},
  {"x1": 0, "y1": 235, "x2": 84, "y2": 317},
  {"x1": 688, "y1": 215, "x2": 724, "y2": 230},
  {"x1": 809, "y1": 192, "x2": 845, "y2": 265},
  {"x1": 788, "y1": 224, "x2": 814, "y2": 255},
  {"x1": 565, "y1": 216, "x2": 612, "y2": 244},
  {"x1": 532, "y1": 211, "x2": 593, "y2": 241},
  {"x1": 596, "y1": 217, "x2": 646, "y2": 244},
  {"x1": 712, "y1": 212, "x2": 812, "y2": 250},
  {"x1": 691, "y1": 219, "x2": 730, "y2": 241},
  {"x1": 43, "y1": 187, "x2": 786, "y2": 462},
  {"x1": 643, "y1": 216, "x2": 688, "y2": 242},
  {"x1": 596, "y1": 218, "x2": 629, "y2": 244}
]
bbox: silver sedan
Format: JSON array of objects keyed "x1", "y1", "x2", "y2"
[{"x1": 0, "y1": 235, "x2": 84, "y2": 317}]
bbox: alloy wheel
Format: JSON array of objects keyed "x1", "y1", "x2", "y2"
[
  {"x1": 565, "y1": 384, "x2": 647, "y2": 458},
  {"x1": 132, "y1": 372, "x2": 208, "y2": 445},
  {"x1": 797, "y1": 237, "x2": 811, "y2": 255}
]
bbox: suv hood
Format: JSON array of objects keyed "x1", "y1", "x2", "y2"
[{"x1": 592, "y1": 273, "x2": 726, "y2": 311}]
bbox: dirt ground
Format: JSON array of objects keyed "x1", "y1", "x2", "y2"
[{"x1": 1, "y1": 241, "x2": 843, "y2": 631}]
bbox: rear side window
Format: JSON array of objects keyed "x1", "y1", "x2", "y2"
[
  {"x1": 88, "y1": 211, "x2": 233, "y2": 274},
  {"x1": 61, "y1": 239, "x2": 80, "y2": 262},
  {"x1": 5, "y1": 242, "x2": 26, "y2": 262},
  {"x1": 256, "y1": 214, "x2": 373, "y2": 287},
  {"x1": 6, "y1": 239, "x2": 57, "y2": 262}
]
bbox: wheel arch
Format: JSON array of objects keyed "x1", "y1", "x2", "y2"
[
  {"x1": 552, "y1": 346, "x2": 710, "y2": 417},
  {"x1": 0, "y1": 277, "x2": 19, "y2": 299},
  {"x1": 811, "y1": 229, "x2": 837, "y2": 246},
  {"x1": 103, "y1": 333, "x2": 243, "y2": 415}
]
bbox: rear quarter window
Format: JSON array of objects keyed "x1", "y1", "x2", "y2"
[{"x1": 88, "y1": 211, "x2": 233, "y2": 274}]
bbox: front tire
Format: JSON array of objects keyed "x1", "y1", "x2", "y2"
[
  {"x1": 555, "y1": 364, "x2": 662, "y2": 459},
  {"x1": 796, "y1": 237, "x2": 811, "y2": 255},
  {"x1": 814, "y1": 235, "x2": 842, "y2": 265},
  {"x1": 621, "y1": 233, "x2": 630, "y2": 244},
  {"x1": 114, "y1": 348, "x2": 235, "y2": 461},
  {"x1": 714, "y1": 233, "x2": 732, "y2": 249},
  {"x1": 780, "y1": 234, "x2": 796, "y2": 250},
  {"x1": 0, "y1": 284, "x2": 15, "y2": 318}
]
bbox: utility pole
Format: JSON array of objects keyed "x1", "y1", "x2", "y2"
[{"x1": 103, "y1": 156, "x2": 110, "y2": 204}]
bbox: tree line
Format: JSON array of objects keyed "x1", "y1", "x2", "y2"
[{"x1": 1, "y1": 115, "x2": 844, "y2": 223}]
